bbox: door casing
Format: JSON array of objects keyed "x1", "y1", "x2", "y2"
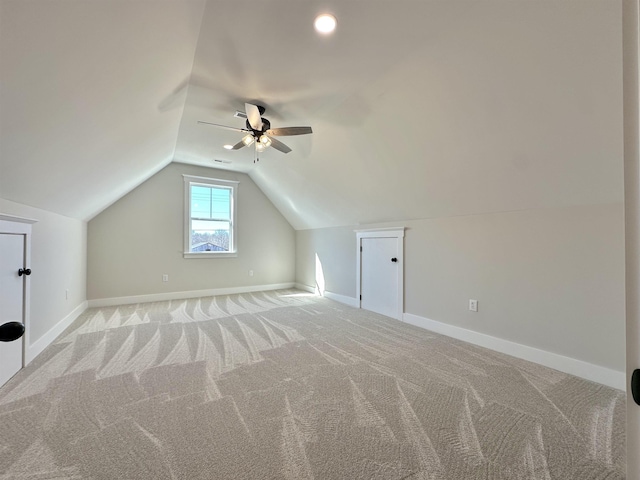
[
  {"x1": 356, "y1": 228, "x2": 405, "y2": 320},
  {"x1": 0, "y1": 233, "x2": 25, "y2": 387},
  {"x1": 0, "y1": 214, "x2": 36, "y2": 380}
]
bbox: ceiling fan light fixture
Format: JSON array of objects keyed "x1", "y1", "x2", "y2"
[
  {"x1": 198, "y1": 103, "x2": 312, "y2": 159},
  {"x1": 314, "y1": 14, "x2": 337, "y2": 34},
  {"x1": 259, "y1": 135, "x2": 272, "y2": 147}
]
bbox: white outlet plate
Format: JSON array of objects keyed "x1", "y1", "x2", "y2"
[
  {"x1": 469, "y1": 299, "x2": 478, "y2": 312},
  {"x1": 248, "y1": 270, "x2": 254, "y2": 277},
  {"x1": 162, "y1": 274, "x2": 169, "y2": 282}
]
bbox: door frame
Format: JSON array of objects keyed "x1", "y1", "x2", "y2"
[
  {"x1": 623, "y1": 0, "x2": 640, "y2": 476},
  {"x1": 0, "y1": 214, "x2": 37, "y2": 368},
  {"x1": 356, "y1": 227, "x2": 405, "y2": 320}
]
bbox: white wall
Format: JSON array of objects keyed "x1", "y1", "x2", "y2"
[
  {"x1": 0, "y1": 198, "x2": 87, "y2": 348},
  {"x1": 293, "y1": 0, "x2": 625, "y2": 390},
  {"x1": 87, "y1": 162, "x2": 295, "y2": 300},
  {"x1": 296, "y1": 202, "x2": 626, "y2": 376},
  {"x1": 296, "y1": 226, "x2": 357, "y2": 296}
]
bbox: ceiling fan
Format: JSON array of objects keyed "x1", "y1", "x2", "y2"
[{"x1": 198, "y1": 103, "x2": 312, "y2": 162}]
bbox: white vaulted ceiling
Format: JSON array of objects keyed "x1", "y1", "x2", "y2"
[
  {"x1": 0, "y1": 0, "x2": 623, "y2": 229},
  {"x1": 0, "y1": 0, "x2": 206, "y2": 220}
]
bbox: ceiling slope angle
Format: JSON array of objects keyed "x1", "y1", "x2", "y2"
[
  {"x1": 0, "y1": 0, "x2": 624, "y2": 230},
  {"x1": 176, "y1": 0, "x2": 623, "y2": 230},
  {"x1": 172, "y1": 0, "x2": 451, "y2": 227},
  {"x1": 174, "y1": 0, "x2": 433, "y2": 170},
  {"x1": 0, "y1": 0, "x2": 206, "y2": 220}
]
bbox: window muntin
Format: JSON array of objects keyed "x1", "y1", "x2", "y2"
[{"x1": 183, "y1": 175, "x2": 238, "y2": 258}]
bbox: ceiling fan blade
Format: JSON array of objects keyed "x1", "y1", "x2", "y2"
[
  {"x1": 231, "y1": 140, "x2": 246, "y2": 150},
  {"x1": 245, "y1": 103, "x2": 263, "y2": 130},
  {"x1": 269, "y1": 137, "x2": 292, "y2": 154},
  {"x1": 266, "y1": 126, "x2": 312, "y2": 136},
  {"x1": 197, "y1": 120, "x2": 248, "y2": 133}
]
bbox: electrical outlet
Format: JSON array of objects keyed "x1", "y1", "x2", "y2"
[
  {"x1": 248, "y1": 270, "x2": 254, "y2": 277},
  {"x1": 162, "y1": 274, "x2": 169, "y2": 282},
  {"x1": 469, "y1": 299, "x2": 478, "y2": 312}
]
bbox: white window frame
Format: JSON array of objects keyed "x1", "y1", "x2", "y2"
[{"x1": 183, "y1": 175, "x2": 239, "y2": 258}]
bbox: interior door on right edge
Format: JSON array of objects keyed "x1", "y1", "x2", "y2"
[
  {"x1": 0, "y1": 233, "x2": 25, "y2": 388},
  {"x1": 360, "y1": 237, "x2": 399, "y2": 319}
]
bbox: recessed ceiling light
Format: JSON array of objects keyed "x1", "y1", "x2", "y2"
[
  {"x1": 223, "y1": 144, "x2": 234, "y2": 150},
  {"x1": 314, "y1": 14, "x2": 337, "y2": 34}
]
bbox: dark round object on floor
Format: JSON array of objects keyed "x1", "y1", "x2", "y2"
[{"x1": 0, "y1": 322, "x2": 25, "y2": 342}]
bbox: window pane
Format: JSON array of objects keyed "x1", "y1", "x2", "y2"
[
  {"x1": 191, "y1": 185, "x2": 231, "y2": 220},
  {"x1": 191, "y1": 220, "x2": 230, "y2": 252},
  {"x1": 184, "y1": 176, "x2": 237, "y2": 256}
]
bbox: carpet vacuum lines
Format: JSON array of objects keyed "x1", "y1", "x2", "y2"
[{"x1": 0, "y1": 289, "x2": 626, "y2": 479}]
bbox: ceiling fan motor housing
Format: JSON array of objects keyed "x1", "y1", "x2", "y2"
[{"x1": 246, "y1": 117, "x2": 270, "y2": 136}]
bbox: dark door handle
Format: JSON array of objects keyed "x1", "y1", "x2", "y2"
[
  {"x1": 18, "y1": 268, "x2": 31, "y2": 276},
  {"x1": 0, "y1": 322, "x2": 25, "y2": 342},
  {"x1": 391, "y1": 258, "x2": 398, "y2": 263},
  {"x1": 633, "y1": 369, "x2": 640, "y2": 406}
]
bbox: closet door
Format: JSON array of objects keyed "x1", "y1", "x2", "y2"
[
  {"x1": 0, "y1": 234, "x2": 25, "y2": 387},
  {"x1": 360, "y1": 237, "x2": 400, "y2": 319},
  {"x1": 356, "y1": 228, "x2": 405, "y2": 321}
]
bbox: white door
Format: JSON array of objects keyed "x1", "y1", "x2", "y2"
[
  {"x1": 0, "y1": 234, "x2": 25, "y2": 387},
  {"x1": 360, "y1": 237, "x2": 400, "y2": 319}
]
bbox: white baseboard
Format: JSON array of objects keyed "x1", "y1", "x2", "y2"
[
  {"x1": 25, "y1": 301, "x2": 88, "y2": 365},
  {"x1": 295, "y1": 283, "x2": 316, "y2": 294},
  {"x1": 324, "y1": 290, "x2": 359, "y2": 308},
  {"x1": 293, "y1": 283, "x2": 359, "y2": 308},
  {"x1": 87, "y1": 283, "x2": 296, "y2": 308},
  {"x1": 403, "y1": 313, "x2": 626, "y2": 391}
]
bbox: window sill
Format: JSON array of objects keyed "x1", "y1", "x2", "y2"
[{"x1": 183, "y1": 251, "x2": 238, "y2": 259}]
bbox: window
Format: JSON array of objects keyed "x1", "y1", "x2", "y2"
[{"x1": 183, "y1": 175, "x2": 238, "y2": 258}]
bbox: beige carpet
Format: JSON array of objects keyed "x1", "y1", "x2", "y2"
[{"x1": 0, "y1": 290, "x2": 626, "y2": 479}]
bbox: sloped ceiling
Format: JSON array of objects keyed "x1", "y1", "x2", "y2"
[
  {"x1": 0, "y1": 0, "x2": 206, "y2": 220},
  {"x1": 0, "y1": 0, "x2": 623, "y2": 229}
]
